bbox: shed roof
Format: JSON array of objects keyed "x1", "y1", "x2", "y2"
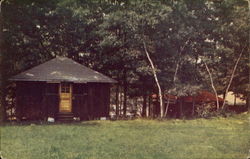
[
  {"x1": 151, "y1": 90, "x2": 224, "y2": 103},
  {"x1": 10, "y1": 57, "x2": 116, "y2": 83},
  {"x1": 182, "y1": 91, "x2": 224, "y2": 103}
]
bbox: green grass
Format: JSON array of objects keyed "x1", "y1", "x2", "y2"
[{"x1": 1, "y1": 113, "x2": 250, "y2": 159}]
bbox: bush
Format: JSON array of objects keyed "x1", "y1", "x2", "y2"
[{"x1": 196, "y1": 103, "x2": 217, "y2": 118}]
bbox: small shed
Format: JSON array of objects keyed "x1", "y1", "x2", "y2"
[
  {"x1": 10, "y1": 57, "x2": 116, "y2": 121},
  {"x1": 151, "y1": 91, "x2": 224, "y2": 118}
]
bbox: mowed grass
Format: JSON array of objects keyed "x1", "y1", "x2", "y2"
[{"x1": 1, "y1": 113, "x2": 250, "y2": 159}]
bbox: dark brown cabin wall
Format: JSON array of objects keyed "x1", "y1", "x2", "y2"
[
  {"x1": 10, "y1": 57, "x2": 117, "y2": 121},
  {"x1": 91, "y1": 83, "x2": 101, "y2": 118},
  {"x1": 87, "y1": 84, "x2": 94, "y2": 119},
  {"x1": 93, "y1": 83, "x2": 103, "y2": 117},
  {"x1": 72, "y1": 83, "x2": 88, "y2": 120},
  {"x1": 97, "y1": 84, "x2": 104, "y2": 117},
  {"x1": 44, "y1": 94, "x2": 59, "y2": 118},
  {"x1": 45, "y1": 83, "x2": 59, "y2": 118},
  {"x1": 16, "y1": 81, "x2": 46, "y2": 120},
  {"x1": 94, "y1": 84, "x2": 102, "y2": 117},
  {"x1": 15, "y1": 81, "x2": 112, "y2": 121},
  {"x1": 101, "y1": 84, "x2": 110, "y2": 117},
  {"x1": 87, "y1": 83, "x2": 111, "y2": 119}
]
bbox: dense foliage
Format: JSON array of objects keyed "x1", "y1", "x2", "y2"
[{"x1": 0, "y1": 0, "x2": 249, "y2": 120}]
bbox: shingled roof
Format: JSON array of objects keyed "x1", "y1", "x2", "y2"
[{"x1": 10, "y1": 57, "x2": 116, "y2": 83}]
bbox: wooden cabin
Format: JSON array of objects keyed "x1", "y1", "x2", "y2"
[{"x1": 9, "y1": 57, "x2": 116, "y2": 121}]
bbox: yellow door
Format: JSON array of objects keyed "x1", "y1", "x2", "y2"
[{"x1": 59, "y1": 83, "x2": 72, "y2": 112}]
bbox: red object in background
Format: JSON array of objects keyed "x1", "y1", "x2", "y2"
[
  {"x1": 183, "y1": 91, "x2": 224, "y2": 103},
  {"x1": 151, "y1": 90, "x2": 224, "y2": 103}
]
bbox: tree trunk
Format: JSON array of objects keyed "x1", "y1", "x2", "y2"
[
  {"x1": 164, "y1": 96, "x2": 170, "y2": 118},
  {"x1": 134, "y1": 98, "x2": 137, "y2": 114},
  {"x1": 148, "y1": 95, "x2": 152, "y2": 117},
  {"x1": 115, "y1": 84, "x2": 119, "y2": 116},
  {"x1": 123, "y1": 85, "x2": 127, "y2": 116},
  {"x1": 118, "y1": 87, "x2": 122, "y2": 115},
  {"x1": 192, "y1": 96, "x2": 195, "y2": 116},
  {"x1": 0, "y1": 0, "x2": 6, "y2": 122},
  {"x1": 166, "y1": 38, "x2": 190, "y2": 117},
  {"x1": 221, "y1": 46, "x2": 245, "y2": 110},
  {"x1": 142, "y1": 94, "x2": 147, "y2": 117},
  {"x1": 123, "y1": 71, "x2": 127, "y2": 117},
  {"x1": 234, "y1": 94, "x2": 236, "y2": 106},
  {"x1": 143, "y1": 40, "x2": 164, "y2": 118},
  {"x1": 223, "y1": 92, "x2": 226, "y2": 100},
  {"x1": 203, "y1": 62, "x2": 220, "y2": 111},
  {"x1": 179, "y1": 98, "x2": 183, "y2": 118},
  {"x1": 247, "y1": 93, "x2": 250, "y2": 113},
  {"x1": 203, "y1": 46, "x2": 246, "y2": 111},
  {"x1": 247, "y1": 0, "x2": 250, "y2": 113}
]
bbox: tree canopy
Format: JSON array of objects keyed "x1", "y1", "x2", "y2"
[{"x1": 0, "y1": 0, "x2": 249, "y2": 120}]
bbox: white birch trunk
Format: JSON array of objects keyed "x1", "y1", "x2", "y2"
[
  {"x1": 203, "y1": 62, "x2": 220, "y2": 110},
  {"x1": 143, "y1": 41, "x2": 164, "y2": 118},
  {"x1": 221, "y1": 47, "x2": 246, "y2": 110},
  {"x1": 164, "y1": 96, "x2": 170, "y2": 117},
  {"x1": 164, "y1": 39, "x2": 190, "y2": 117}
]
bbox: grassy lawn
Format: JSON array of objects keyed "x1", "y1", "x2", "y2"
[{"x1": 1, "y1": 113, "x2": 249, "y2": 159}]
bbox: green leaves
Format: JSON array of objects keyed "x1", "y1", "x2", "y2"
[{"x1": 2, "y1": 0, "x2": 248, "y2": 102}]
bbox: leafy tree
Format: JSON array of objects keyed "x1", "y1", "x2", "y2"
[
  {"x1": 1, "y1": 0, "x2": 248, "y2": 120},
  {"x1": 200, "y1": 0, "x2": 249, "y2": 111}
]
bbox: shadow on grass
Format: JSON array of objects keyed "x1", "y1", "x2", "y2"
[{"x1": 1, "y1": 120, "x2": 101, "y2": 127}]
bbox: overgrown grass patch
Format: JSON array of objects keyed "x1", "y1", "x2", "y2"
[{"x1": 1, "y1": 113, "x2": 249, "y2": 159}]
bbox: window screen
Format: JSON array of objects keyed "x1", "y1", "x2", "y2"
[{"x1": 61, "y1": 83, "x2": 70, "y2": 93}]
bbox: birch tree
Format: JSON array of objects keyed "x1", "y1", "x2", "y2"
[{"x1": 143, "y1": 40, "x2": 164, "y2": 118}]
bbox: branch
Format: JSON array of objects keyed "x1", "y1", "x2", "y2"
[
  {"x1": 164, "y1": 95, "x2": 170, "y2": 117},
  {"x1": 165, "y1": 38, "x2": 190, "y2": 117},
  {"x1": 0, "y1": 0, "x2": 4, "y2": 13},
  {"x1": 173, "y1": 38, "x2": 190, "y2": 83},
  {"x1": 221, "y1": 46, "x2": 247, "y2": 109}
]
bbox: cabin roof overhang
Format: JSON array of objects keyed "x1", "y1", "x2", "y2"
[{"x1": 9, "y1": 57, "x2": 117, "y2": 84}]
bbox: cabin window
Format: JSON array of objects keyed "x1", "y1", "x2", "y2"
[{"x1": 61, "y1": 83, "x2": 70, "y2": 93}]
